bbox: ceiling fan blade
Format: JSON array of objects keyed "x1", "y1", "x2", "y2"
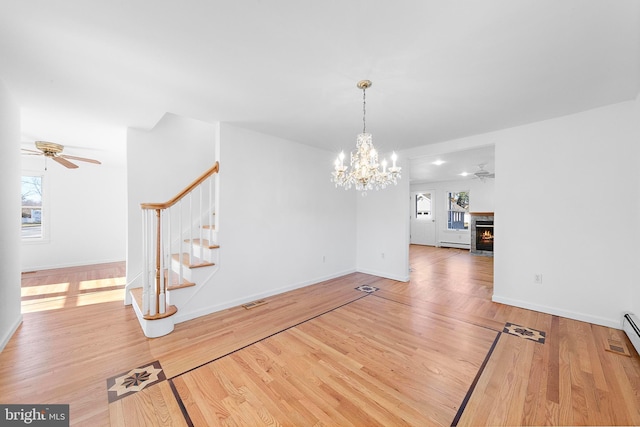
[
  {"x1": 60, "y1": 154, "x2": 101, "y2": 164},
  {"x1": 53, "y1": 156, "x2": 79, "y2": 169},
  {"x1": 21, "y1": 148, "x2": 43, "y2": 154}
]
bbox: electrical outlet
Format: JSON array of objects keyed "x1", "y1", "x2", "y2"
[
  {"x1": 381, "y1": 253, "x2": 385, "y2": 259},
  {"x1": 534, "y1": 273, "x2": 542, "y2": 284}
]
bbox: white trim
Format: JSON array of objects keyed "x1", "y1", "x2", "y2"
[
  {"x1": 0, "y1": 314, "x2": 23, "y2": 352},
  {"x1": 355, "y1": 268, "x2": 410, "y2": 283},
  {"x1": 492, "y1": 294, "x2": 621, "y2": 329},
  {"x1": 20, "y1": 171, "x2": 49, "y2": 243},
  {"x1": 173, "y1": 268, "x2": 357, "y2": 324},
  {"x1": 21, "y1": 258, "x2": 126, "y2": 273},
  {"x1": 438, "y1": 242, "x2": 470, "y2": 249}
]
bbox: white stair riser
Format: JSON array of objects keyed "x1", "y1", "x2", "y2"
[
  {"x1": 188, "y1": 244, "x2": 218, "y2": 261},
  {"x1": 130, "y1": 291, "x2": 175, "y2": 338},
  {"x1": 167, "y1": 288, "x2": 189, "y2": 307},
  {"x1": 169, "y1": 259, "x2": 216, "y2": 283}
]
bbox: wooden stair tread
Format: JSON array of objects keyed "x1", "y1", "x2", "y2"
[
  {"x1": 143, "y1": 305, "x2": 177, "y2": 320},
  {"x1": 185, "y1": 238, "x2": 220, "y2": 249},
  {"x1": 129, "y1": 288, "x2": 178, "y2": 320},
  {"x1": 172, "y1": 253, "x2": 215, "y2": 268},
  {"x1": 201, "y1": 224, "x2": 215, "y2": 230},
  {"x1": 167, "y1": 281, "x2": 196, "y2": 291}
]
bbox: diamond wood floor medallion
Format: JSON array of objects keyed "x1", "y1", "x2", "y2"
[
  {"x1": 355, "y1": 285, "x2": 379, "y2": 293},
  {"x1": 503, "y1": 322, "x2": 546, "y2": 344},
  {"x1": 107, "y1": 360, "x2": 166, "y2": 403}
]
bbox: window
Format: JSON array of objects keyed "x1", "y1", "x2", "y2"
[
  {"x1": 415, "y1": 192, "x2": 432, "y2": 220},
  {"x1": 447, "y1": 191, "x2": 469, "y2": 230},
  {"x1": 22, "y1": 175, "x2": 43, "y2": 240}
]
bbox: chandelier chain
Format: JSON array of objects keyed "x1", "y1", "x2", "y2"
[{"x1": 362, "y1": 86, "x2": 366, "y2": 134}]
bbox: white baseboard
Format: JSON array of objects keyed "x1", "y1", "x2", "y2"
[
  {"x1": 492, "y1": 294, "x2": 621, "y2": 329},
  {"x1": 173, "y1": 268, "x2": 358, "y2": 324},
  {"x1": 438, "y1": 242, "x2": 470, "y2": 249},
  {"x1": 355, "y1": 268, "x2": 410, "y2": 283},
  {"x1": 0, "y1": 314, "x2": 23, "y2": 352},
  {"x1": 22, "y1": 258, "x2": 126, "y2": 273}
]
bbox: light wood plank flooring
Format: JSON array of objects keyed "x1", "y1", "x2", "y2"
[{"x1": 2, "y1": 247, "x2": 640, "y2": 426}]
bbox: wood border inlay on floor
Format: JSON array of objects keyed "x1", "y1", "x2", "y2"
[
  {"x1": 107, "y1": 360, "x2": 166, "y2": 403},
  {"x1": 503, "y1": 322, "x2": 546, "y2": 344},
  {"x1": 355, "y1": 285, "x2": 379, "y2": 293}
]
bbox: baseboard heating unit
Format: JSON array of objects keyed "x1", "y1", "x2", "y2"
[{"x1": 623, "y1": 313, "x2": 640, "y2": 355}]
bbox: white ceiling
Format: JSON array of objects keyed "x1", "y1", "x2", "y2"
[
  {"x1": 2, "y1": 1, "x2": 639, "y2": 179},
  {"x1": 409, "y1": 146, "x2": 495, "y2": 184}
]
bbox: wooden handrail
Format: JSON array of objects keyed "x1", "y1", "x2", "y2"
[{"x1": 141, "y1": 162, "x2": 219, "y2": 210}]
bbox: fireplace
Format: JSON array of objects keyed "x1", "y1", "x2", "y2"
[
  {"x1": 470, "y1": 212, "x2": 494, "y2": 256},
  {"x1": 476, "y1": 220, "x2": 494, "y2": 251}
]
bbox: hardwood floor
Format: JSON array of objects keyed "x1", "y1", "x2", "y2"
[{"x1": 2, "y1": 247, "x2": 640, "y2": 426}]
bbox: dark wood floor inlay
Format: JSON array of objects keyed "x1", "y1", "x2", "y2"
[
  {"x1": 503, "y1": 322, "x2": 546, "y2": 344},
  {"x1": 107, "y1": 360, "x2": 166, "y2": 403},
  {"x1": 355, "y1": 284, "x2": 379, "y2": 293}
]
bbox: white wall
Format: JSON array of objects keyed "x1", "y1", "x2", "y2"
[
  {"x1": 21, "y1": 138, "x2": 127, "y2": 271},
  {"x1": 410, "y1": 177, "x2": 495, "y2": 247},
  {"x1": 173, "y1": 123, "x2": 357, "y2": 320},
  {"x1": 492, "y1": 99, "x2": 640, "y2": 328},
  {"x1": 356, "y1": 174, "x2": 410, "y2": 282},
  {"x1": 0, "y1": 78, "x2": 22, "y2": 351},
  {"x1": 126, "y1": 113, "x2": 217, "y2": 285}
]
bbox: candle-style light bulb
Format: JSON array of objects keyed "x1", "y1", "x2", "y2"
[
  {"x1": 381, "y1": 159, "x2": 387, "y2": 173},
  {"x1": 391, "y1": 152, "x2": 397, "y2": 168},
  {"x1": 339, "y1": 151, "x2": 345, "y2": 168}
]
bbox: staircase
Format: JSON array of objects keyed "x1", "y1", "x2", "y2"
[{"x1": 126, "y1": 162, "x2": 220, "y2": 337}]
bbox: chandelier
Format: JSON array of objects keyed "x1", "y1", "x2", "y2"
[{"x1": 331, "y1": 80, "x2": 401, "y2": 193}]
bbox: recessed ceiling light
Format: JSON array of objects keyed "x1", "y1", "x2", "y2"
[
  {"x1": 459, "y1": 172, "x2": 470, "y2": 177},
  {"x1": 432, "y1": 159, "x2": 445, "y2": 166}
]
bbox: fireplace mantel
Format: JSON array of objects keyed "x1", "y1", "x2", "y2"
[{"x1": 470, "y1": 212, "x2": 494, "y2": 216}]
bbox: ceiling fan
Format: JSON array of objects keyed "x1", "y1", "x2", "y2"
[
  {"x1": 474, "y1": 164, "x2": 495, "y2": 182},
  {"x1": 21, "y1": 141, "x2": 102, "y2": 169}
]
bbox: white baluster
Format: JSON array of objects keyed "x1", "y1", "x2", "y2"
[
  {"x1": 149, "y1": 211, "x2": 158, "y2": 316},
  {"x1": 189, "y1": 193, "x2": 193, "y2": 265},
  {"x1": 178, "y1": 199, "x2": 183, "y2": 288},
  {"x1": 142, "y1": 210, "x2": 149, "y2": 315},
  {"x1": 199, "y1": 185, "x2": 203, "y2": 261},
  {"x1": 161, "y1": 209, "x2": 169, "y2": 314},
  {"x1": 209, "y1": 176, "x2": 213, "y2": 243}
]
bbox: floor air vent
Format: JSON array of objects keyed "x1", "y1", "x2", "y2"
[
  {"x1": 242, "y1": 299, "x2": 267, "y2": 310},
  {"x1": 622, "y1": 313, "x2": 640, "y2": 355},
  {"x1": 605, "y1": 338, "x2": 631, "y2": 357}
]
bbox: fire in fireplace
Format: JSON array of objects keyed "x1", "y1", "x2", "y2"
[{"x1": 476, "y1": 220, "x2": 494, "y2": 251}]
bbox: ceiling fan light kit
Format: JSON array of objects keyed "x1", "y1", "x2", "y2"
[
  {"x1": 21, "y1": 141, "x2": 102, "y2": 169},
  {"x1": 474, "y1": 164, "x2": 495, "y2": 182}
]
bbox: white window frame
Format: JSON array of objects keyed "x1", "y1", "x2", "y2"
[
  {"x1": 21, "y1": 171, "x2": 50, "y2": 243},
  {"x1": 446, "y1": 190, "x2": 470, "y2": 231},
  {"x1": 415, "y1": 192, "x2": 433, "y2": 221}
]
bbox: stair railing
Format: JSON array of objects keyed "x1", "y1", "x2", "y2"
[{"x1": 140, "y1": 161, "x2": 219, "y2": 319}]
